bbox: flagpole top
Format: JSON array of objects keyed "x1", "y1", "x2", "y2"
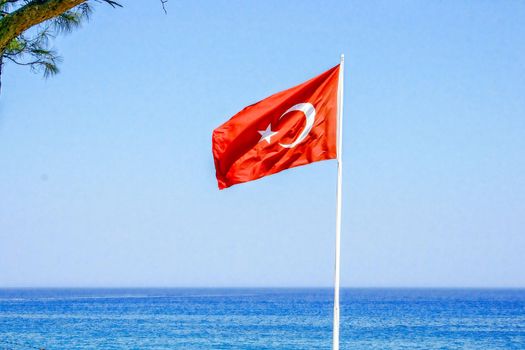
[{"x1": 340, "y1": 54, "x2": 344, "y2": 62}]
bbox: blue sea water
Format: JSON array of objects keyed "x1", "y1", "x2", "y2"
[{"x1": 0, "y1": 288, "x2": 524, "y2": 349}]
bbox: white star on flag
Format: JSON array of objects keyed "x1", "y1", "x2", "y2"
[{"x1": 258, "y1": 123, "x2": 278, "y2": 144}]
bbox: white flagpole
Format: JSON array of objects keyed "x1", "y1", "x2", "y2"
[{"x1": 333, "y1": 54, "x2": 345, "y2": 350}]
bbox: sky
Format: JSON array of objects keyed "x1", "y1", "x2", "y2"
[{"x1": 0, "y1": 1, "x2": 524, "y2": 288}]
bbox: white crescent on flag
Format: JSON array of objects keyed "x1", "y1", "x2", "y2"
[{"x1": 278, "y1": 102, "x2": 316, "y2": 148}]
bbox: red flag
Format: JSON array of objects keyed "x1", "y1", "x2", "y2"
[{"x1": 212, "y1": 64, "x2": 340, "y2": 189}]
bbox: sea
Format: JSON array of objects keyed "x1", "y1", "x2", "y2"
[{"x1": 0, "y1": 288, "x2": 524, "y2": 349}]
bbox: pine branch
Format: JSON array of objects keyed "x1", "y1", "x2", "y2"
[
  {"x1": 0, "y1": 0, "x2": 86, "y2": 52},
  {"x1": 0, "y1": 1, "x2": 176, "y2": 95},
  {"x1": 97, "y1": 0, "x2": 121, "y2": 8}
]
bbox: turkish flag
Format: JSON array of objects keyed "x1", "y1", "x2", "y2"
[{"x1": 212, "y1": 64, "x2": 340, "y2": 189}]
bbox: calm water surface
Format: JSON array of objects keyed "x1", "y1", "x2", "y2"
[{"x1": 0, "y1": 288, "x2": 524, "y2": 349}]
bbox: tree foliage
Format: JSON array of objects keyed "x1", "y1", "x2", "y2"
[{"x1": 0, "y1": 0, "x2": 122, "y2": 93}]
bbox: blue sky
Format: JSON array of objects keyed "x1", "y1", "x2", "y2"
[{"x1": 0, "y1": 1, "x2": 524, "y2": 287}]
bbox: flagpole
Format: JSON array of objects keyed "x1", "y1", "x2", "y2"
[{"x1": 333, "y1": 54, "x2": 344, "y2": 350}]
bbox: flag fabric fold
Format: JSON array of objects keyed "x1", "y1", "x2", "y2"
[{"x1": 212, "y1": 64, "x2": 340, "y2": 189}]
